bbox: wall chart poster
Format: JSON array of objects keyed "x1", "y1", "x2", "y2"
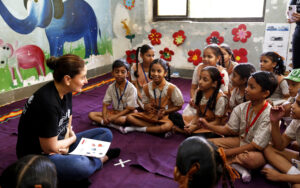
[{"x1": 263, "y1": 23, "x2": 291, "y2": 68}]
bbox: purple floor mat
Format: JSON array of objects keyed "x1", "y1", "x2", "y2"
[{"x1": 0, "y1": 74, "x2": 288, "y2": 188}]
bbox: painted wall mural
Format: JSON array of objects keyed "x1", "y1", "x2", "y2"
[
  {"x1": 0, "y1": 40, "x2": 45, "y2": 86},
  {"x1": 0, "y1": 0, "x2": 113, "y2": 92}
]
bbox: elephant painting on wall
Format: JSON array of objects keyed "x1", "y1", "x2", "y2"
[{"x1": 0, "y1": 0, "x2": 101, "y2": 58}]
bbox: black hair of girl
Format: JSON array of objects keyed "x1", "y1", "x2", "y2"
[
  {"x1": 134, "y1": 44, "x2": 154, "y2": 78},
  {"x1": 204, "y1": 44, "x2": 225, "y2": 68},
  {"x1": 148, "y1": 58, "x2": 171, "y2": 81},
  {"x1": 175, "y1": 136, "x2": 234, "y2": 188},
  {"x1": 0, "y1": 155, "x2": 57, "y2": 188},
  {"x1": 261, "y1": 52, "x2": 286, "y2": 75},
  {"x1": 46, "y1": 54, "x2": 85, "y2": 82},
  {"x1": 233, "y1": 63, "x2": 256, "y2": 87},
  {"x1": 251, "y1": 71, "x2": 278, "y2": 98},
  {"x1": 112, "y1": 59, "x2": 129, "y2": 71},
  {"x1": 195, "y1": 66, "x2": 222, "y2": 116},
  {"x1": 220, "y1": 43, "x2": 236, "y2": 62}
]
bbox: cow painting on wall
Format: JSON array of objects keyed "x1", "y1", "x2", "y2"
[{"x1": 0, "y1": 40, "x2": 45, "y2": 86}]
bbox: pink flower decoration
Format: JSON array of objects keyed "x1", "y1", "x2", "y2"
[
  {"x1": 232, "y1": 24, "x2": 252, "y2": 43},
  {"x1": 206, "y1": 31, "x2": 224, "y2": 45},
  {"x1": 125, "y1": 49, "x2": 136, "y2": 64},
  {"x1": 148, "y1": 29, "x2": 162, "y2": 45},
  {"x1": 173, "y1": 30, "x2": 186, "y2": 46},
  {"x1": 188, "y1": 49, "x2": 202, "y2": 66},
  {"x1": 233, "y1": 48, "x2": 248, "y2": 63},
  {"x1": 159, "y1": 48, "x2": 174, "y2": 62}
]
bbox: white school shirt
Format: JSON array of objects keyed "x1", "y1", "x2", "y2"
[
  {"x1": 103, "y1": 81, "x2": 137, "y2": 111},
  {"x1": 141, "y1": 81, "x2": 184, "y2": 108},
  {"x1": 194, "y1": 90, "x2": 228, "y2": 117},
  {"x1": 269, "y1": 79, "x2": 289, "y2": 102},
  {"x1": 227, "y1": 101, "x2": 272, "y2": 150},
  {"x1": 285, "y1": 119, "x2": 300, "y2": 146},
  {"x1": 229, "y1": 88, "x2": 245, "y2": 109}
]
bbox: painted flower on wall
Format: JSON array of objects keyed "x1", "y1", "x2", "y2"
[
  {"x1": 232, "y1": 24, "x2": 252, "y2": 43},
  {"x1": 187, "y1": 49, "x2": 202, "y2": 66},
  {"x1": 173, "y1": 30, "x2": 186, "y2": 46},
  {"x1": 233, "y1": 48, "x2": 248, "y2": 63},
  {"x1": 206, "y1": 31, "x2": 224, "y2": 45},
  {"x1": 159, "y1": 48, "x2": 174, "y2": 61},
  {"x1": 148, "y1": 29, "x2": 162, "y2": 45},
  {"x1": 124, "y1": 0, "x2": 135, "y2": 10},
  {"x1": 125, "y1": 49, "x2": 136, "y2": 64}
]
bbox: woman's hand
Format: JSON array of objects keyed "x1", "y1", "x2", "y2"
[
  {"x1": 58, "y1": 129, "x2": 76, "y2": 155},
  {"x1": 58, "y1": 148, "x2": 69, "y2": 155},
  {"x1": 69, "y1": 129, "x2": 76, "y2": 142},
  {"x1": 270, "y1": 105, "x2": 285, "y2": 123},
  {"x1": 292, "y1": 12, "x2": 300, "y2": 22}
]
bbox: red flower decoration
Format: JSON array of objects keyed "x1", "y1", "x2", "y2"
[
  {"x1": 206, "y1": 31, "x2": 224, "y2": 45},
  {"x1": 173, "y1": 30, "x2": 186, "y2": 46},
  {"x1": 188, "y1": 49, "x2": 202, "y2": 66},
  {"x1": 233, "y1": 48, "x2": 248, "y2": 63},
  {"x1": 232, "y1": 24, "x2": 252, "y2": 43},
  {"x1": 148, "y1": 29, "x2": 162, "y2": 45},
  {"x1": 125, "y1": 49, "x2": 136, "y2": 64},
  {"x1": 159, "y1": 48, "x2": 174, "y2": 62}
]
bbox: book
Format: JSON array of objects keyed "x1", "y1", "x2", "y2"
[{"x1": 69, "y1": 137, "x2": 111, "y2": 158}]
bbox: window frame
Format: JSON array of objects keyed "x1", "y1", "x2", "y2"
[{"x1": 153, "y1": 0, "x2": 267, "y2": 22}]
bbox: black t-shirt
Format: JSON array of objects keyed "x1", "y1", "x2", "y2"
[
  {"x1": 290, "y1": 0, "x2": 300, "y2": 25},
  {"x1": 16, "y1": 81, "x2": 72, "y2": 158}
]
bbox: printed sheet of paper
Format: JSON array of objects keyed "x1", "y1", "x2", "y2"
[
  {"x1": 263, "y1": 24, "x2": 291, "y2": 69},
  {"x1": 69, "y1": 138, "x2": 111, "y2": 158}
]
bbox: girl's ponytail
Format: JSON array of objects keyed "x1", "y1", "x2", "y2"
[
  {"x1": 134, "y1": 47, "x2": 141, "y2": 78},
  {"x1": 167, "y1": 62, "x2": 171, "y2": 81},
  {"x1": 273, "y1": 53, "x2": 286, "y2": 75}
]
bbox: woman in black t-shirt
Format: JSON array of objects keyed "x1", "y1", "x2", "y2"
[
  {"x1": 16, "y1": 54, "x2": 120, "y2": 183},
  {"x1": 289, "y1": 0, "x2": 300, "y2": 68}
]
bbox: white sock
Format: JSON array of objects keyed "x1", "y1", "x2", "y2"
[
  {"x1": 100, "y1": 119, "x2": 104, "y2": 125},
  {"x1": 231, "y1": 163, "x2": 251, "y2": 183},
  {"x1": 263, "y1": 163, "x2": 275, "y2": 170},
  {"x1": 164, "y1": 131, "x2": 173, "y2": 138},
  {"x1": 124, "y1": 126, "x2": 147, "y2": 133},
  {"x1": 107, "y1": 123, "x2": 124, "y2": 133},
  {"x1": 292, "y1": 158, "x2": 300, "y2": 170},
  {"x1": 287, "y1": 166, "x2": 300, "y2": 175}
]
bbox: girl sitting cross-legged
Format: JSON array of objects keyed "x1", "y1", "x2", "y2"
[
  {"x1": 184, "y1": 66, "x2": 228, "y2": 136},
  {"x1": 125, "y1": 58, "x2": 184, "y2": 136}
]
